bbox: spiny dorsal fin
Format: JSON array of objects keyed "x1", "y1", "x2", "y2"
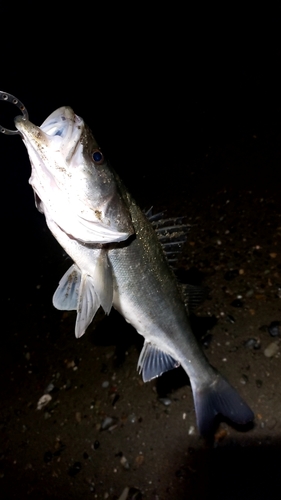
[{"x1": 146, "y1": 207, "x2": 192, "y2": 266}]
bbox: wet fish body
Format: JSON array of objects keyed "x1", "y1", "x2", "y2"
[{"x1": 15, "y1": 107, "x2": 254, "y2": 434}]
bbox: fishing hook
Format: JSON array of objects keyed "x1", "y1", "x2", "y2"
[{"x1": 0, "y1": 91, "x2": 29, "y2": 135}]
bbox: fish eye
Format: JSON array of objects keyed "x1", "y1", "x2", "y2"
[{"x1": 92, "y1": 149, "x2": 104, "y2": 164}]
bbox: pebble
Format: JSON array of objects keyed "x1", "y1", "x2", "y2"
[
  {"x1": 264, "y1": 341, "x2": 279, "y2": 358},
  {"x1": 158, "y1": 397, "x2": 172, "y2": 406},
  {"x1": 45, "y1": 383, "x2": 55, "y2": 393},
  {"x1": 102, "y1": 381, "x2": 109, "y2": 388},
  {"x1": 117, "y1": 487, "x2": 129, "y2": 500},
  {"x1": 128, "y1": 413, "x2": 137, "y2": 424},
  {"x1": 75, "y1": 412, "x2": 82, "y2": 423},
  {"x1": 135, "y1": 454, "x2": 144, "y2": 467},
  {"x1": 117, "y1": 487, "x2": 142, "y2": 500},
  {"x1": 240, "y1": 374, "x2": 248, "y2": 385},
  {"x1": 268, "y1": 321, "x2": 281, "y2": 337},
  {"x1": 120, "y1": 455, "x2": 130, "y2": 469},
  {"x1": 92, "y1": 440, "x2": 100, "y2": 450},
  {"x1": 37, "y1": 394, "x2": 52, "y2": 410},
  {"x1": 244, "y1": 338, "x2": 261, "y2": 350},
  {"x1": 226, "y1": 314, "x2": 236, "y2": 324},
  {"x1": 101, "y1": 416, "x2": 118, "y2": 430}
]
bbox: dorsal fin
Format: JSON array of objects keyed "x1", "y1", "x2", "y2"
[{"x1": 146, "y1": 208, "x2": 192, "y2": 266}]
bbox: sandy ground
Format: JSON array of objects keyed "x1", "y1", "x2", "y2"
[{"x1": 1, "y1": 121, "x2": 281, "y2": 499}]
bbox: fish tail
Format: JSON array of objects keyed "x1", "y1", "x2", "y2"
[{"x1": 190, "y1": 373, "x2": 254, "y2": 435}]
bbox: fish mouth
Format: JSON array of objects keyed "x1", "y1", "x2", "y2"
[
  {"x1": 15, "y1": 106, "x2": 83, "y2": 161},
  {"x1": 15, "y1": 106, "x2": 135, "y2": 244}
]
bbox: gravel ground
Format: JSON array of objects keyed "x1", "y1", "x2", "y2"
[{"x1": 1, "y1": 119, "x2": 281, "y2": 500}]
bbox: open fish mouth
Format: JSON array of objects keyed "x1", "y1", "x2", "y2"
[
  {"x1": 15, "y1": 106, "x2": 84, "y2": 162},
  {"x1": 14, "y1": 106, "x2": 134, "y2": 244}
]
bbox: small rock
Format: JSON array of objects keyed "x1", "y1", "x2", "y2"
[
  {"x1": 75, "y1": 412, "x2": 82, "y2": 423},
  {"x1": 66, "y1": 360, "x2": 76, "y2": 369},
  {"x1": 268, "y1": 321, "x2": 281, "y2": 337},
  {"x1": 111, "y1": 393, "x2": 120, "y2": 406},
  {"x1": 240, "y1": 374, "x2": 248, "y2": 385},
  {"x1": 128, "y1": 413, "x2": 137, "y2": 424},
  {"x1": 226, "y1": 314, "x2": 236, "y2": 324},
  {"x1": 244, "y1": 338, "x2": 261, "y2": 350},
  {"x1": 117, "y1": 487, "x2": 142, "y2": 500},
  {"x1": 101, "y1": 416, "x2": 118, "y2": 430},
  {"x1": 158, "y1": 398, "x2": 172, "y2": 406},
  {"x1": 117, "y1": 487, "x2": 130, "y2": 500},
  {"x1": 256, "y1": 380, "x2": 263, "y2": 388},
  {"x1": 135, "y1": 454, "x2": 144, "y2": 467},
  {"x1": 264, "y1": 341, "x2": 279, "y2": 358},
  {"x1": 45, "y1": 383, "x2": 55, "y2": 393},
  {"x1": 92, "y1": 440, "x2": 100, "y2": 450},
  {"x1": 37, "y1": 394, "x2": 52, "y2": 410},
  {"x1": 120, "y1": 455, "x2": 130, "y2": 469}
]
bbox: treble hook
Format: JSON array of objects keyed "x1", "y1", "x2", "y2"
[{"x1": 0, "y1": 91, "x2": 29, "y2": 135}]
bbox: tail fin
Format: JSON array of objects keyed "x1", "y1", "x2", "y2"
[{"x1": 191, "y1": 374, "x2": 254, "y2": 435}]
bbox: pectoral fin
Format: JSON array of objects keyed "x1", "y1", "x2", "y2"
[
  {"x1": 53, "y1": 264, "x2": 81, "y2": 310},
  {"x1": 137, "y1": 342, "x2": 180, "y2": 382}
]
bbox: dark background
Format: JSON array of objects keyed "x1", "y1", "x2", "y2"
[{"x1": 2, "y1": 11, "x2": 281, "y2": 310}]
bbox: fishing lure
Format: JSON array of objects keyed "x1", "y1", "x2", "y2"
[{"x1": 0, "y1": 91, "x2": 28, "y2": 135}]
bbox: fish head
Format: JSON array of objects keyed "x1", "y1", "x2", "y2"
[{"x1": 15, "y1": 107, "x2": 134, "y2": 243}]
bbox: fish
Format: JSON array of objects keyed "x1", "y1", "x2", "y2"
[{"x1": 15, "y1": 106, "x2": 254, "y2": 435}]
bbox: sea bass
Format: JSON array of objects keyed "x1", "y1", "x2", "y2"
[{"x1": 15, "y1": 106, "x2": 254, "y2": 434}]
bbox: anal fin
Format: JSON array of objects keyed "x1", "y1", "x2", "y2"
[{"x1": 138, "y1": 342, "x2": 180, "y2": 382}]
